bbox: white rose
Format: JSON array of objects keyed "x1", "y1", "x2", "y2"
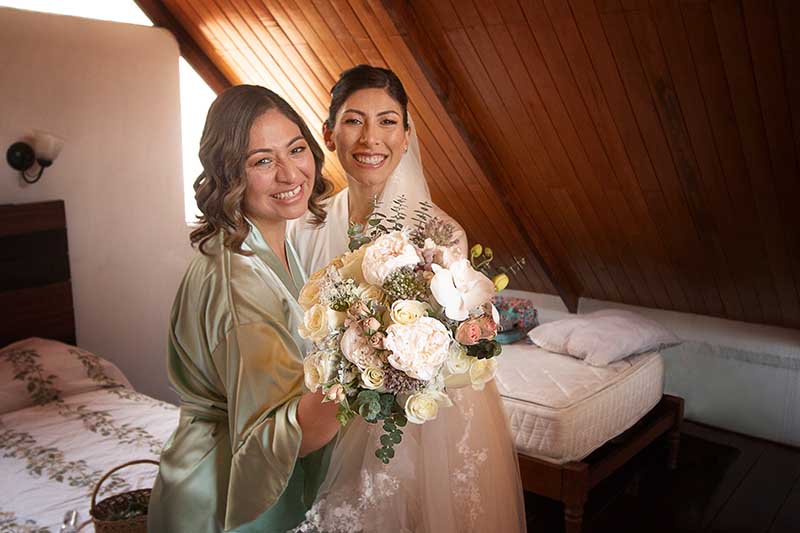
[
  {"x1": 322, "y1": 383, "x2": 346, "y2": 403},
  {"x1": 340, "y1": 326, "x2": 383, "y2": 369},
  {"x1": 339, "y1": 245, "x2": 368, "y2": 285},
  {"x1": 389, "y1": 299, "x2": 430, "y2": 326},
  {"x1": 384, "y1": 317, "x2": 451, "y2": 381},
  {"x1": 404, "y1": 391, "x2": 453, "y2": 424},
  {"x1": 430, "y1": 259, "x2": 495, "y2": 321},
  {"x1": 446, "y1": 342, "x2": 471, "y2": 375},
  {"x1": 298, "y1": 278, "x2": 323, "y2": 310},
  {"x1": 361, "y1": 367, "x2": 385, "y2": 390},
  {"x1": 469, "y1": 358, "x2": 498, "y2": 390},
  {"x1": 298, "y1": 304, "x2": 346, "y2": 342},
  {"x1": 303, "y1": 355, "x2": 322, "y2": 392},
  {"x1": 299, "y1": 304, "x2": 328, "y2": 341},
  {"x1": 361, "y1": 231, "x2": 420, "y2": 286},
  {"x1": 357, "y1": 283, "x2": 384, "y2": 304}
]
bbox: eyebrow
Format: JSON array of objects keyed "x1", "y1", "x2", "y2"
[
  {"x1": 246, "y1": 135, "x2": 305, "y2": 157},
  {"x1": 342, "y1": 109, "x2": 402, "y2": 118}
]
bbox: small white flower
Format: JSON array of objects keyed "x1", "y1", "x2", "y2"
[
  {"x1": 404, "y1": 390, "x2": 453, "y2": 424},
  {"x1": 430, "y1": 259, "x2": 495, "y2": 321},
  {"x1": 384, "y1": 317, "x2": 451, "y2": 381},
  {"x1": 389, "y1": 299, "x2": 430, "y2": 326},
  {"x1": 361, "y1": 231, "x2": 420, "y2": 286}
]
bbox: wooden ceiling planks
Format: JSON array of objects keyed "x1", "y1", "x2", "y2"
[
  {"x1": 142, "y1": 0, "x2": 800, "y2": 328},
  {"x1": 385, "y1": 0, "x2": 800, "y2": 328}
]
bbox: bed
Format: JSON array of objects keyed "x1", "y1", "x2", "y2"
[
  {"x1": 495, "y1": 339, "x2": 682, "y2": 532},
  {"x1": 0, "y1": 200, "x2": 178, "y2": 532},
  {"x1": 496, "y1": 344, "x2": 665, "y2": 464}
]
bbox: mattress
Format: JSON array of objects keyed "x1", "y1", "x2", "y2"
[{"x1": 496, "y1": 343, "x2": 664, "y2": 464}]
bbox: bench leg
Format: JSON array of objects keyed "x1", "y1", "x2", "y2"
[
  {"x1": 562, "y1": 462, "x2": 589, "y2": 533},
  {"x1": 667, "y1": 428, "x2": 681, "y2": 470},
  {"x1": 665, "y1": 395, "x2": 685, "y2": 470},
  {"x1": 565, "y1": 503, "x2": 585, "y2": 533}
]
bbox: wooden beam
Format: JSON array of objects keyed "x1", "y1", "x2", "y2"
[
  {"x1": 382, "y1": 0, "x2": 581, "y2": 312},
  {"x1": 134, "y1": 0, "x2": 232, "y2": 94}
]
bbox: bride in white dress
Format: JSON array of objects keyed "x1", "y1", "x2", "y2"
[{"x1": 288, "y1": 65, "x2": 526, "y2": 533}]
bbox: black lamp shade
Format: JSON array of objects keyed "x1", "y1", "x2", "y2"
[{"x1": 6, "y1": 141, "x2": 35, "y2": 171}]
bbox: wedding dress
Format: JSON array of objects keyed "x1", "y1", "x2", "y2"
[{"x1": 287, "y1": 120, "x2": 526, "y2": 533}]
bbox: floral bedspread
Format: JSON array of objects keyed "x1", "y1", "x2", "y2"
[{"x1": 0, "y1": 382, "x2": 178, "y2": 532}]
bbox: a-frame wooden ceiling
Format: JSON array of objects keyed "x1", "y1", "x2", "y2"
[{"x1": 136, "y1": 0, "x2": 800, "y2": 329}]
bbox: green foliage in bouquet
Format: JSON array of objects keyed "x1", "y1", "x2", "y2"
[
  {"x1": 348, "y1": 195, "x2": 441, "y2": 251},
  {"x1": 466, "y1": 339, "x2": 502, "y2": 359},
  {"x1": 336, "y1": 389, "x2": 408, "y2": 464}
]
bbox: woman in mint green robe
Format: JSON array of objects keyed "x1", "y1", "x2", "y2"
[{"x1": 148, "y1": 85, "x2": 338, "y2": 532}]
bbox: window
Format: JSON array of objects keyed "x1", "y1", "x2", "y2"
[{"x1": 0, "y1": 0, "x2": 214, "y2": 222}]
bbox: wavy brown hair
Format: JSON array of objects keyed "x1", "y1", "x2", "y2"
[{"x1": 190, "y1": 85, "x2": 333, "y2": 255}]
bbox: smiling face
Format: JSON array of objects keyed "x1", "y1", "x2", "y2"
[
  {"x1": 324, "y1": 87, "x2": 409, "y2": 191},
  {"x1": 242, "y1": 109, "x2": 315, "y2": 226}
]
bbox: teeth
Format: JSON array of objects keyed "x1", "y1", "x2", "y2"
[
  {"x1": 272, "y1": 184, "x2": 301, "y2": 200},
  {"x1": 354, "y1": 154, "x2": 386, "y2": 165}
]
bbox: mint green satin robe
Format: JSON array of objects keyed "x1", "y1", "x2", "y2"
[{"x1": 148, "y1": 225, "x2": 332, "y2": 532}]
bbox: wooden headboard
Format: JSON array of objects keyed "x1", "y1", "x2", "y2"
[{"x1": 0, "y1": 200, "x2": 76, "y2": 346}]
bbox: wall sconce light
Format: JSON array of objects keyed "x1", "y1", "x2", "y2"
[{"x1": 6, "y1": 130, "x2": 65, "y2": 184}]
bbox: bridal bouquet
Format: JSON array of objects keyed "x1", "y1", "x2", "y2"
[{"x1": 298, "y1": 211, "x2": 503, "y2": 463}]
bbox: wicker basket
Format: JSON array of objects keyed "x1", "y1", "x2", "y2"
[{"x1": 90, "y1": 459, "x2": 158, "y2": 533}]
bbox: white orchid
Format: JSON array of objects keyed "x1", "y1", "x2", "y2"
[{"x1": 430, "y1": 258, "x2": 495, "y2": 321}]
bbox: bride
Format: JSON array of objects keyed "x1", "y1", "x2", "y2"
[{"x1": 288, "y1": 65, "x2": 526, "y2": 532}]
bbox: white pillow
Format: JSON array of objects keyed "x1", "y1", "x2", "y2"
[
  {"x1": 0, "y1": 337, "x2": 132, "y2": 414},
  {"x1": 528, "y1": 309, "x2": 680, "y2": 366}
]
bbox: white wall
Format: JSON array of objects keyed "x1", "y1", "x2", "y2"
[{"x1": 0, "y1": 7, "x2": 194, "y2": 403}]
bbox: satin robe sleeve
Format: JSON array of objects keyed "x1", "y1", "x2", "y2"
[{"x1": 216, "y1": 319, "x2": 305, "y2": 530}]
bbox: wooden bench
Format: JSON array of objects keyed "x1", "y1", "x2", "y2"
[{"x1": 518, "y1": 394, "x2": 684, "y2": 533}]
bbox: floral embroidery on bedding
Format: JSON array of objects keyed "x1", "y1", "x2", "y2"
[
  {"x1": 0, "y1": 510, "x2": 50, "y2": 533},
  {"x1": 0, "y1": 420, "x2": 129, "y2": 496},
  {"x1": 70, "y1": 347, "x2": 124, "y2": 389},
  {"x1": 66, "y1": 403, "x2": 164, "y2": 454},
  {"x1": 2, "y1": 349, "x2": 60, "y2": 405},
  {"x1": 4, "y1": 348, "x2": 165, "y2": 453},
  {"x1": 71, "y1": 348, "x2": 175, "y2": 412}
]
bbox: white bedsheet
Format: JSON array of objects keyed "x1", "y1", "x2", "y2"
[{"x1": 0, "y1": 388, "x2": 178, "y2": 532}]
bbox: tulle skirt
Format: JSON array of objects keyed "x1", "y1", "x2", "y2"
[{"x1": 293, "y1": 381, "x2": 526, "y2": 532}]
